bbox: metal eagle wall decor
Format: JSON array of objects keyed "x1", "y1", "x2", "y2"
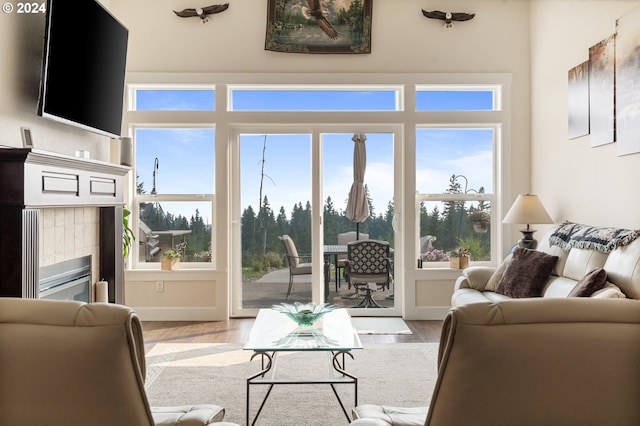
[
  {"x1": 173, "y1": 3, "x2": 229, "y2": 24},
  {"x1": 421, "y1": 10, "x2": 475, "y2": 29}
]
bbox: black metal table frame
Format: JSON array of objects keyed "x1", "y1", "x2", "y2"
[{"x1": 246, "y1": 349, "x2": 357, "y2": 426}]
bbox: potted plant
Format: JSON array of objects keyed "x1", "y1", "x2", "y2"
[
  {"x1": 468, "y1": 209, "x2": 491, "y2": 233},
  {"x1": 122, "y1": 208, "x2": 135, "y2": 259},
  {"x1": 449, "y1": 247, "x2": 470, "y2": 269},
  {"x1": 161, "y1": 249, "x2": 181, "y2": 270}
]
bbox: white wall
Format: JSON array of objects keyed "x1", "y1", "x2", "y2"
[
  {"x1": 0, "y1": 0, "x2": 533, "y2": 199},
  {"x1": 112, "y1": 0, "x2": 533, "y2": 220},
  {"x1": 0, "y1": 2, "x2": 111, "y2": 159},
  {"x1": 531, "y1": 0, "x2": 640, "y2": 229},
  {"x1": 116, "y1": 1, "x2": 527, "y2": 73}
]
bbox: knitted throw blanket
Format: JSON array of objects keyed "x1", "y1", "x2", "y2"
[{"x1": 549, "y1": 221, "x2": 640, "y2": 253}]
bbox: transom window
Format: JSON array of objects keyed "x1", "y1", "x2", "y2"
[
  {"x1": 228, "y1": 85, "x2": 401, "y2": 111},
  {"x1": 416, "y1": 86, "x2": 500, "y2": 111},
  {"x1": 130, "y1": 88, "x2": 215, "y2": 111}
]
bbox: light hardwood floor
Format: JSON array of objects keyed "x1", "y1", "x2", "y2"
[{"x1": 142, "y1": 318, "x2": 443, "y2": 352}]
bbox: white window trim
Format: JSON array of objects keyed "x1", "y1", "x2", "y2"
[{"x1": 121, "y1": 72, "x2": 512, "y2": 319}]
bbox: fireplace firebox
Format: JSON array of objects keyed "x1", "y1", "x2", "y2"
[{"x1": 39, "y1": 256, "x2": 92, "y2": 302}]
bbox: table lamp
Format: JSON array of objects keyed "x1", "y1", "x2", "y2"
[{"x1": 502, "y1": 194, "x2": 553, "y2": 249}]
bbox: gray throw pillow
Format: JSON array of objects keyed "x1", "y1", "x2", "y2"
[
  {"x1": 495, "y1": 248, "x2": 559, "y2": 298},
  {"x1": 568, "y1": 267, "x2": 608, "y2": 297}
]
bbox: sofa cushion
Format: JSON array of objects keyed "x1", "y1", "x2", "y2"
[
  {"x1": 542, "y1": 276, "x2": 581, "y2": 298},
  {"x1": 562, "y1": 248, "x2": 608, "y2": 281},
  {"x1": 456, "y1": 266, "x2": 497, "y2": 291},
  {"x1": 602, "y1": 237, "x2": 640, "y2": 299},
  {"x1": 591, "y1": 282, "x2": 627, "y2": 298},
  {"x1": 485, "y1": 253, "x2": 513, "y2": 291},
  {"x1": 568, "y1": 268, "x2": 608, "y2": 297},
  {"x1": 451, "y1": 288, "x2": 493, "y2": 306},
  {"x1": 537, "y1": 229, "x2": 569, "y2": 276},
  {"x1": 495, "y1": 248, "x2": 558, "y2": 298}
]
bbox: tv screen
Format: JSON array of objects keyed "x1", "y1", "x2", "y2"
[{"x1": 37, "y1": 0, "x2": 128, "y2": 139}]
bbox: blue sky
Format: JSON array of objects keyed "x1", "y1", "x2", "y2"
[
  {"x1": 240, "y1": 132, "x2": 395, "y2": 218},
  {"x1": 135, "y1": 89, "x2": 493, "y2": 219}
]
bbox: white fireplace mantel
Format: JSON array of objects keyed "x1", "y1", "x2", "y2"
[
  {"x1": 0, "y1": 147, "x2": 128, "y2": 303},
  {"x1": 0, "y1": 148, "x2": 129, "y2": 208}
]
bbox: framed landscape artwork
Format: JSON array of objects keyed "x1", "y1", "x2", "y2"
[
  {"x1": 568, "y1": 61, "x2": 590, "y2": 140},
  {"x1": 265, "y1": 0, "x2": 372, "y2": 54},
  {"x1": 616, "y1": 7, "x2": 640, "y2": 156},
  {"x1": 588, "y1": 35, "x2": 615, "y2": 147}
]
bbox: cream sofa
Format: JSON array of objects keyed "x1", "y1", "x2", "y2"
[
  {"x1": 351, "y1": 222, "x2": 640, "y2": 425},
  {"x1": 453, "y1": 223, "x2": 640, "y2": 305},
  {"x1": 0, "y1": 298, "x2": 240, "y2": 426}
]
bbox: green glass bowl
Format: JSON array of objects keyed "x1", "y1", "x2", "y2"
[{"x1": 272, "y1": 302, "x2": 336, "y2": 326}]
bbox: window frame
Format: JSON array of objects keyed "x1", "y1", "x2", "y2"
[
  {"x1": 415, "y1": 121, "x2": 501, "y2": 268},
  {"x1": 129, "y1": 122, "x2": 216, "y2": 270},
  {"x1": 121, "y1": 73, "x2": 511, "y2": 320}
]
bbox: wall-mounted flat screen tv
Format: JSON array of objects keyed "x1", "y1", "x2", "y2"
[{"x1": 37, "y1": 0, "x2": 128, "y2": 139}]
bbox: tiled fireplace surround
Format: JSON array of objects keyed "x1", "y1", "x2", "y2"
[
  {"x1": 39, "y1": 207, "x2": 99, "y2": 272},
  {"x1": 0, "y1": 148, "x2": 128, "y2": 302}
]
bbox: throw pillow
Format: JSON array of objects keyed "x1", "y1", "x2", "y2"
[
  {"x1": 485, "y1": 254, "x2": 513, "y2": 291},
  {"x1": 591, "y1": 282, "x2": 627, "y2": 298},
  {"x1": 568, "y1": 268, "x2": 608, "y2": 297},
  {"x1": 495, "y1": 248, "x2": 559, "y2": 298}
]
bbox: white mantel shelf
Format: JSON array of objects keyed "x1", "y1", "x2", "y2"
[{"x1": 0, "y1": 148, "x2": 129, "y2": 208}]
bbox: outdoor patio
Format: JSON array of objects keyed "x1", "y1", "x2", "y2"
[{"x1": 241, "y1": 267, "x2": 394, "y2": 309}]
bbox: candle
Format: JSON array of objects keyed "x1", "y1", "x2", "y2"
[{"x1": 95, "y1": 281, "x2": 108, "y2": 303}]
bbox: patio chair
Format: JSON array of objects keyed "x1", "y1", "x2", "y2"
[
  {"x1": 336, "y1": 231, "x2": 369, "y2": 291},
  {"x1": 279, "y1": 235, "x2": 312, "y2": 299},
  {"x1": 345, "y1": 240, "x2": 393, "y2": 308}
]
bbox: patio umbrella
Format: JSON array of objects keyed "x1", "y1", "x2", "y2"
[{"x1": 345, "y1": 133, "x2": 370, "y2": 239}]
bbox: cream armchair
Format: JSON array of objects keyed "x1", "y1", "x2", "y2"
[
  {"x1": 0, "y1": 298, "x2": 240, "y2": 426},
  {"x1": 351, "y1": 298, "x2": 640, "y2": 426}
]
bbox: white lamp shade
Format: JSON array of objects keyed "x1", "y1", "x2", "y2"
[{"x1": 502, "y1": 194, "x2": 553, "y2": 225}]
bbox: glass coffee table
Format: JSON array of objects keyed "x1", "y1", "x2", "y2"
[{"x1": 244, "y1": 308, "x2": 362, "y2": 426}]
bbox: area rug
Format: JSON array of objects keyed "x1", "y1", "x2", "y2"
[
  {"x1": 145, "y1": 342, "x2": 437, "y2": 426},
  {"x1": 350, "y1": 317, "x2": 412, "y2": 335}
]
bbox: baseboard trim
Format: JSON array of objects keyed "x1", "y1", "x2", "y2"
[{"x1": 404, "y1": 306, "x2": 450, "y2": 320}]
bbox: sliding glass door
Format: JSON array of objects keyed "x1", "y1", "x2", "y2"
[
  {"x1": 322, "y1": 132, "x2": 396, "y2": 309},
  {"x1": 237, "y1": 133, "x2": 312, "y2": 309},
  {"x1": 232, "y1": 129, "x2": 399, "y2": 316}
]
